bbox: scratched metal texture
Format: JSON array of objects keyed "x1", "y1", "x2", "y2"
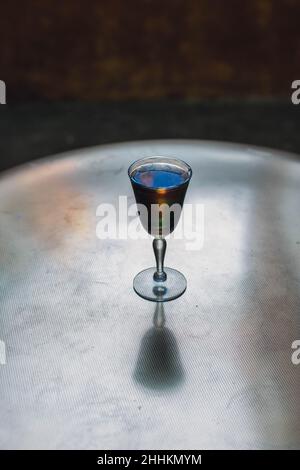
[{"x1": 0, "y1": 140, "x2": 300, "y2": 449}]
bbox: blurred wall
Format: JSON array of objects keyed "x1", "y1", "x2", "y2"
[{"x1": 1, "y1": 0, "x2": 299, "y2": 101}]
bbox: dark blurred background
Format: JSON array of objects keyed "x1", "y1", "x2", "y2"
[{"x1": 1, "y1": 0, "x2": 300, "y2": 171}]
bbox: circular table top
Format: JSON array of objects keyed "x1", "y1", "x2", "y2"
[{"x1": 1, "y1": 140, "x2": 300, "y2": 449}]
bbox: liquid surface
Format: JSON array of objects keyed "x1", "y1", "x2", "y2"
[{"x1": 132, "y1": 168, "x2": 188, "y2": 189}]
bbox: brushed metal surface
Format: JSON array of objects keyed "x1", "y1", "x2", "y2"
[{"x1": 0, "y1": 140, "x2": 300, "y2": 449}]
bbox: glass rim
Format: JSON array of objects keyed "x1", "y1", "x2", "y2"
[{"x1": 128, "y1": 156, "x2": 192, "y2": 191}]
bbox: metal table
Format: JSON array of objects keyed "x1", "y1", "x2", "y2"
[{"x1": 0, "y1": 140, "x2": 300, "y2": 449}]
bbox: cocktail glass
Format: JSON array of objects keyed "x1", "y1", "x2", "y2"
[{"x1": 128, "y1": 156, "x2": 192, "y2": 302}]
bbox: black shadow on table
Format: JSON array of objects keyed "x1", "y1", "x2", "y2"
[{"x1": 133, "y1": 302, "x2": 185, "y2": 390}]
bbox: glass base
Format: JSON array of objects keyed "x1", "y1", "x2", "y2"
[{"x1": 133, "y1": 267, "x2": 187, "y2": 302}]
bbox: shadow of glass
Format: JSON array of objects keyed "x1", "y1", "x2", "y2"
[{"x1": 133, "y1": 302, "x2": 185, "y2": 390}]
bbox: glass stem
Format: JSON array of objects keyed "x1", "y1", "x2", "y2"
[{"x1": 153, "y1": 237, "x2": 167, "y2": 282}]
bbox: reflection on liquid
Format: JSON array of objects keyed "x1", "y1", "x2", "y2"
[{"x1": 134, "y1": 302, "x2": 184, "y2": 390}]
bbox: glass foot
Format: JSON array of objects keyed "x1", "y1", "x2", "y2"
[{"x1": 133, "y1": 267, "x2": 187, "y2": 302}]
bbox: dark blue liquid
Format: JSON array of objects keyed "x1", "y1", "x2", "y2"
[
  {"x1": 131, "y1": 167, "x2": 190, "y2": 235},
  {"x1": 132, "y1": 169, "x2": 187, "y2": 189}
]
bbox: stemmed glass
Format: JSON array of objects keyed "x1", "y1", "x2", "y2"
[{"x1": 128, "y1": 156, "x2": 192, "y2": 302}]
